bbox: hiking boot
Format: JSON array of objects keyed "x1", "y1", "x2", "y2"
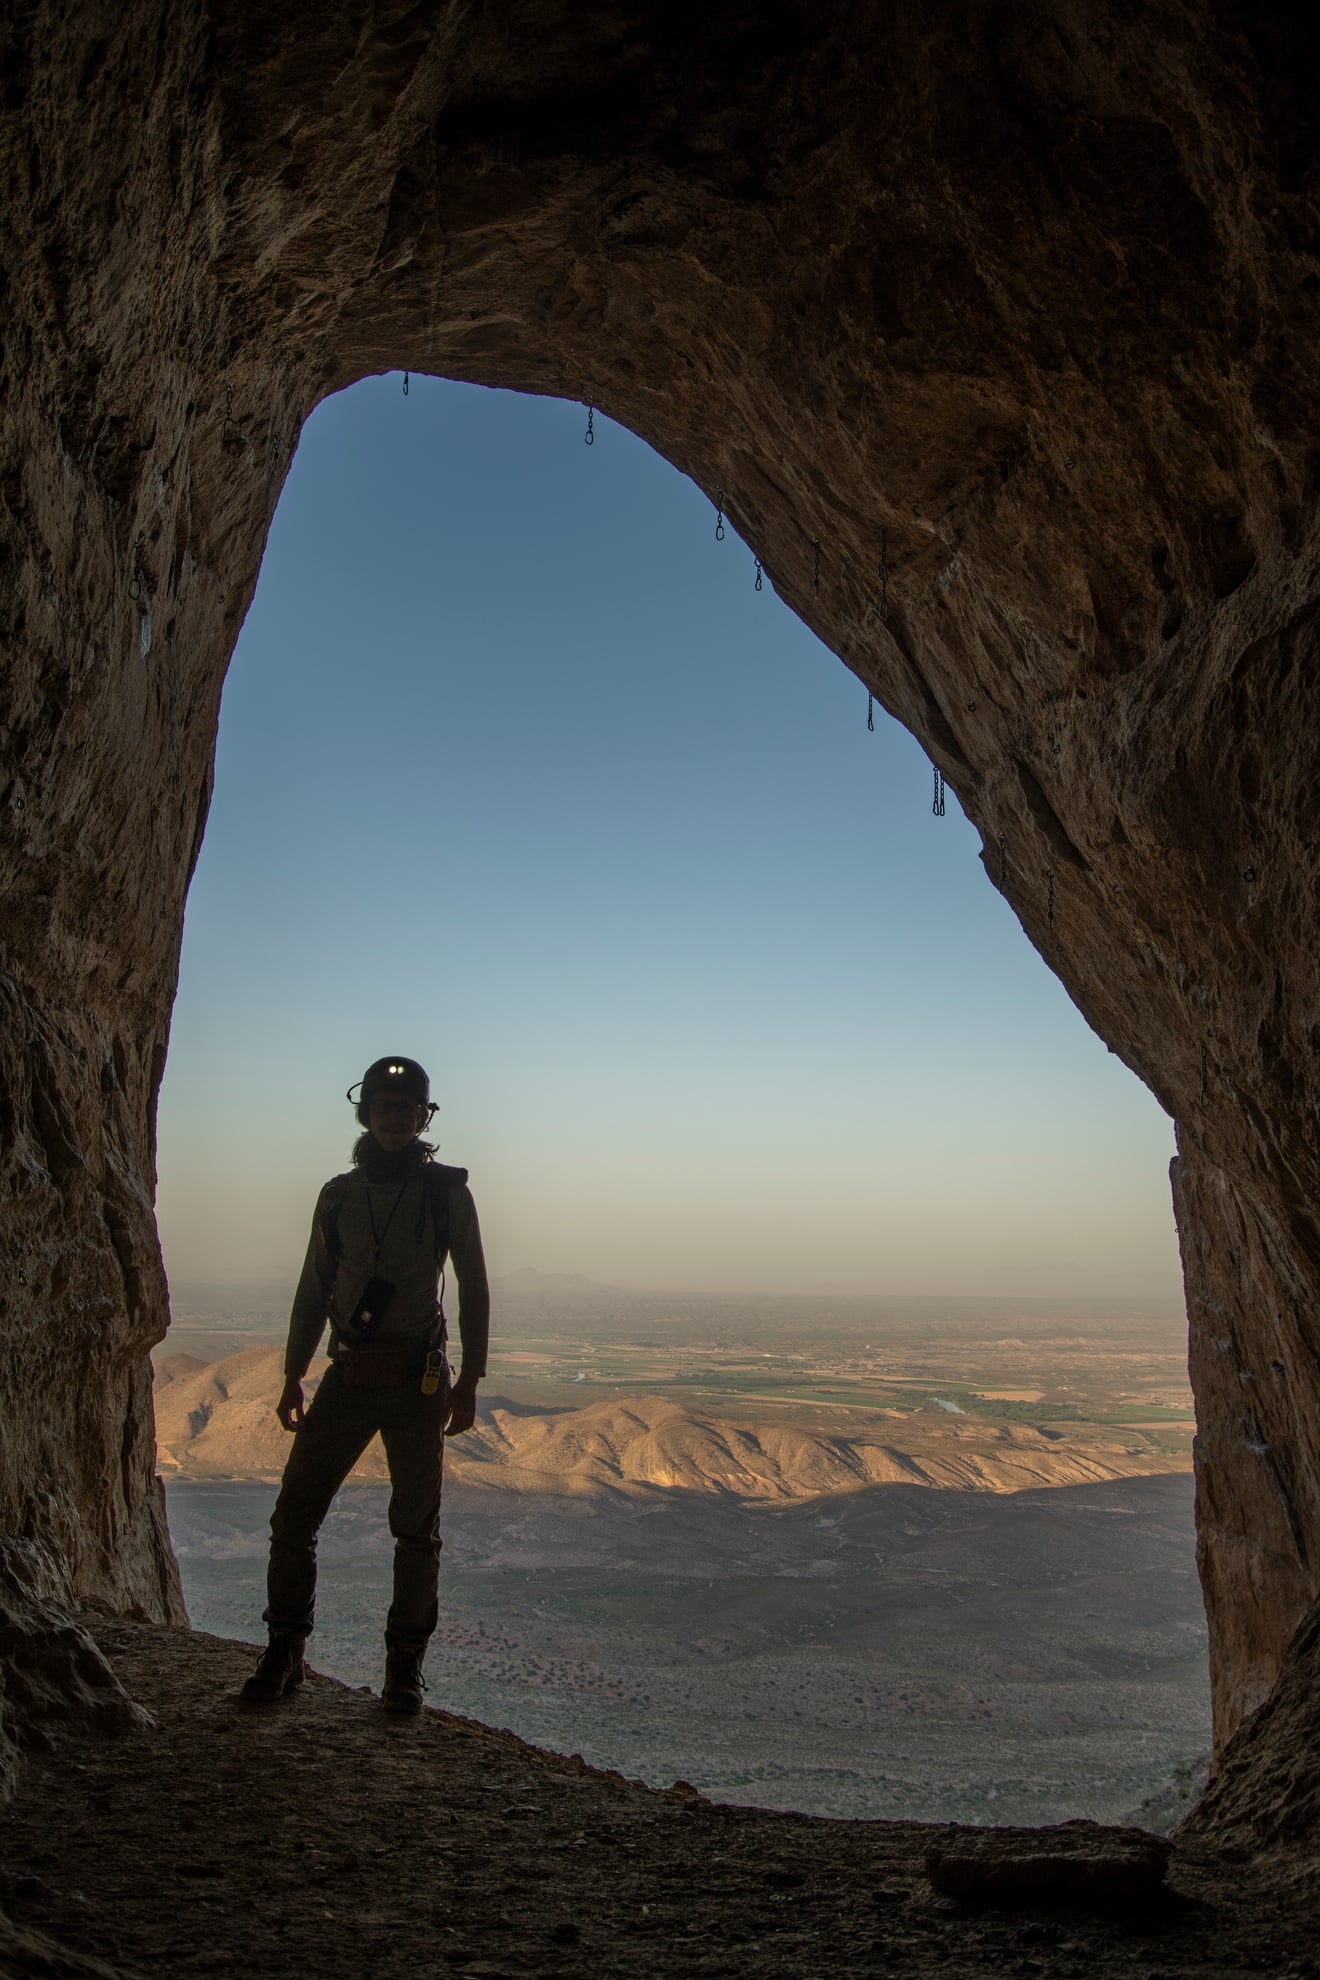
[
  {"x1": 382, "y1": 1645, "x2": 427, "y2": 1716},
  {"x1": 239, "y1": 1632, "x2": 307, "y2": 1704}
]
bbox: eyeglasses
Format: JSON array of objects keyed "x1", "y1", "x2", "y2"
[{"x1": 370, "y1": 1095, "x2": 421, "y2": 1119}]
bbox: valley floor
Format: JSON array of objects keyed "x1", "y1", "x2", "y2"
[
  {"x1": 169, "y1": 1471, "x2": 1211, "y2": 1827},
  {"x1": 0, "y1": 1620, "x2": 1310, "y2": 1980}
]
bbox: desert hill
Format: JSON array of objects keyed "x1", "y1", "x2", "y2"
[
  {"x1": 153, "y1": 1352, "x2": 209, "y2": 1386},
  {"x1": 153, "y1": 1346, "x2": 1187, "y2": 1499}
]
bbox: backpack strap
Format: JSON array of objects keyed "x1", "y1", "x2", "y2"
[
  {"x1": 424, "y1": 1162, "x2": 468, "y2": 1348},
  {"x1": 424, "y1": 1161, "x2": 468, "y2": 1264},
  {"x1": 316, "y1": 1172, "x2": 356, "y2": 1273}
]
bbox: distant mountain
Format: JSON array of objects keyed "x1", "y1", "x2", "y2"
[
  {"x1": 493, "y1": 1268, "x2": 616, "y2": 1292},
  {"x1": 152, "y1": 1346, "x2": 1187, "y2": 1500}
]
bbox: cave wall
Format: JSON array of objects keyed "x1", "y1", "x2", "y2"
[{"x1": 1, "y1": 0, "x2": 1318, "y2": 1769}]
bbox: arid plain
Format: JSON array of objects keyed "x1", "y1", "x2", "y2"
[{"x1": 157, "y1": 1277, "x2": 1208, "y2": 1826}]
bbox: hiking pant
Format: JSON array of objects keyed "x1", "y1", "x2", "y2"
[{"x1": 264, "y1": 1360, "x2": 447, "y2": 1649}]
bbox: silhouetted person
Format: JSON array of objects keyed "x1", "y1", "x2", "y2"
[{"x1": 239, "y1": 1057, "x2": 489, "y2": 1713}]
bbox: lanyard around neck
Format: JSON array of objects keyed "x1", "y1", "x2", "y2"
[{"x1": 364, "y1": 1173, "x2": 411, "y2": 1267}]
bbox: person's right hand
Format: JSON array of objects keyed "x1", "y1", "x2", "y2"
[{"x1": 277, "y1": 1376, "x2": 305, "y2": 1432}]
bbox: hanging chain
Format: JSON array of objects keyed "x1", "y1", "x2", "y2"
[
  {"x1": 812, "y1": 539, "x2": 821, "y2": 595},
  {"x1": 754, "y1": 556, "x2": 763, "y2": 592},
  {"x1": 714, "y1": 487, "x2": 725, "y2": 542},
  {"x1": 867, "y1": 692, "x2": 874, "y2": 732},
  {"x1": 403, "y1": 371, "x2": 410, "y2": 396},
  {"x1": 998, "y1": 833, "x2": 1006, "y2": 887},
  {"x1": 878, "y1": 526, "x2": 889, "y2": 621},
  {"x1": 127, "y1": 538, "x2": 144, "y2": 602},
  {"x1": 1047, "y1": 869, "x2": 1056, "y2": 929},
  {"x1": 222, "y1": 382, "x2": 242, "y2": 446},
  {"x1": 584, "y1": 404, "x2": 595, "y2": 447},
  {"x1": 932, "y1": 767, "x2": 945, "y2": 816}
]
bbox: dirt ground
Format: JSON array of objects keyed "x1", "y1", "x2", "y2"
[{"x1": 0, "y1": 1620, "x2": 1312, "y2": 1980}]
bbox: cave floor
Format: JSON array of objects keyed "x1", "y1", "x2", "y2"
[{"x1": 0, "y1": 1620, "x2": 1311, "y2": 1980}]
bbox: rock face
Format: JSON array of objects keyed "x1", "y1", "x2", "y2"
[
  {"x1": 1183, "y1": 1593, "x2": 1320, "y2": 1870},
  {"x1": 0, "y1": 1540, "x2": 154, "y2": 1799},
  {"x1": 0, "y1": 0, "x2": 1318, "y2": 1801},
  {"x1": 1186, "y1": 1590, "x2": 1320, "y2": 1884}
]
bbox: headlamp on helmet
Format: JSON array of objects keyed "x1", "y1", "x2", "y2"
[{"x1": 347, "y1": 1056, "x2": 434, "y2": 1128}]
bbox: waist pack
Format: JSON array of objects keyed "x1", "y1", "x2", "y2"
[{"x1": 338, "y1": 1345, "x2": 416, "y2": 1389}]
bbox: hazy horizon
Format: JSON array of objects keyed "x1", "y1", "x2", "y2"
[{"x1": 165, "y1": 1267, "x2": 1187, "y2": 1308}]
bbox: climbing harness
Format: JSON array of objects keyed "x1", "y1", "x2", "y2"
[
  {"x1": 932, "y1": 767, "x2": 945, "y2": 817},
  {"x1": 714, "y1": 487, "x2": 725, "y2": 542},
  {"x1": 754, "y1": 556, "x2": 763, "y2": 592},
  {"x1": 584, "y1": 405, "x2": 595, "y2": 447}
]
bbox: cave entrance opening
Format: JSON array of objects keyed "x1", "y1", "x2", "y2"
[
  {"x1": 152, "y1": 368, "x2": 1203, "y2": 1825},
  {"x1": 157, "y1": 370, "x2": 1181, "y2": 1308}
]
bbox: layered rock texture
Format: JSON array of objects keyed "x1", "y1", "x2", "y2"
[{"x1": 1, "y1": 0, "x2": 1318, "y2": 1821}]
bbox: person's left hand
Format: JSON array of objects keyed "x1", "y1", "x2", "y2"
[{"x1": 444, "y1": 1370, "x2": 479, "y2": 1435}]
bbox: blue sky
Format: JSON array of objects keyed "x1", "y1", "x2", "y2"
[{"x1": 155, "y1": 374, "x2": 1183, "y2": 1302}]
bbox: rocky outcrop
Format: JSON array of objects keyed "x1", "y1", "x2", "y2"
[
  {"x1": 1184, "y1": 1593, "x2": 1320, "y2": 1874},
  {"x1": 0, "y1": 1540, "x2": 154, "y2": 1799},
  {"x1": 925, "y1": 1822, "x2": 1171, "y2": 1906},
  {"x1": 1, "y1": 0, "x2": 1319, "y2": 1786},
  {"x1": 1173, "y1": 1152, "x2": 1320, "y2": 1746}
]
